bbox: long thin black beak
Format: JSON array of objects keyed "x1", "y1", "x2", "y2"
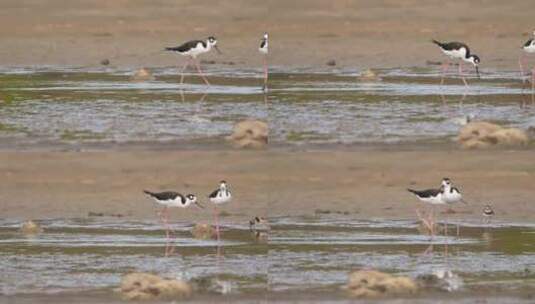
[
  {"x1": 195, "y1": 201, "x2": 205, "y2": 209},
  {"x1": 214, "y1": 45, "x2": 222, "y2": 54},
  {"x1": 475, "y1": 66, "x2": 480, "y2": 79}
]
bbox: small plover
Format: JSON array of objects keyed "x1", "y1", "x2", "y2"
[
  {"x1": 165, "y1": 36, "x2": 221, "y2": 85},
  {"x1": 209, "y1": 180, "x2": 232, "y2": 241},
  {"x1": 483, "y1": 204, "x2": 495, "y2": 223},
  {"x1": 249, "y1": 216, "x2": 270, "y2": 231},
  {"x1": 432, "y1": 40, "x2": 480, "y2": 86}
]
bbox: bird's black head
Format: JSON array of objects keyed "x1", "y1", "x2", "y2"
[
  {"x1": 469, "y1": 55, "x2": 481, "y2": 78},
  {"x1": 471, "y1": 55, "x2": 481, "y2": 65},
  {"x1": 207, "y1": 36, "x2": 221, "y2": 54}
]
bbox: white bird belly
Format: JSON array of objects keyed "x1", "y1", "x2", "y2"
[
  {"x1": 524, "y1": 45, "x2": 535, "y2": 53},
  {"x1": 210, "y1": 195, "x2": 231, "y2": 205},
  {"x1": 419, "y1": 194, "x2": 444, "y2": 205},
  {"x1": 443, "y1": 192, "x2": 462, "y2": 204},
  {"x1": 442, "y1": 48, "x2": 466, "y2": 60},
  {"x1": 181, "y1": 44, "x2": 207, "y2": 58}
]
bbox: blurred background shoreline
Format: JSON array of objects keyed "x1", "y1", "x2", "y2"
[{"x1": 0, "y1": 0, "x2": 533, "y2": 69}]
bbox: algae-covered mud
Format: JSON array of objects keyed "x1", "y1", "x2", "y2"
[
  {"x1": 1, "y1": 67, "x2": 534, "y2": 148},
  {"x1": 0, "y1": 217, "x2": 534, "y2": 302}
]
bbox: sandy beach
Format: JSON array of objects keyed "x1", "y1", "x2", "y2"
[
  {"x1": 0, "y1": 0, "x2": 534, "y2": 70},
  {"x1": 1, "y1": 148, "x2": 534, "y2": 222}
]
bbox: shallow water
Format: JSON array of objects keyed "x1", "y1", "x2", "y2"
[
  {"x1": 1, "y1": 67, "x2": 534, "y2": 147},
  {"x1": 0, "y1": 217, "x2": 534, "y2": 300}
]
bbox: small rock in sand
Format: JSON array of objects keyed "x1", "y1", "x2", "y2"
[
  {"x1": 226, "y1": 119, "x2": 268, "y2": 149},
  {"x1": 326, "y1": 59, "x2": 336, "y2": 66},
  {"x1": 129, "y1": 68, "x2": 155, "y2": 82},
  {"x1": 118, "y1": 272, "x2": 192, "y2": 301},
  {"x1": 200, "y1": 59, "x2": 216, "y2": 65},
  {"x1": 458, "y1": 121, "x2": 529, "y2": 149},
  {"x1": 357, "y1": 69, "x2": 382, "y2": 82},
  {"x1": 20, "y1": 220, "x2": 43, "y2": 234},
  {"x1": 191, "y1": 223, "x2": 216, "y2": 240},
  {"x1": 347, "y1": 270, "x2": 418, "y2": 298},
  {"x1": 100, "y1": 58, "x2": 110, "y2": 66}
]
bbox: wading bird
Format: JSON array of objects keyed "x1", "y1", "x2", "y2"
[
  {"x1": 143, "y1": 190, "x2": 203, "y2": 240},
  {"x1": 208, "y1": 180, "x2": 232, "y2": 242},
  {"x1": 519, "y1": 31, "x2": 535, "y2": 88},
  {"x1": 432, "y1": 40, "x2": 480, "y2": 86},
  {"x1": 259, "y1": 32, "x2": 269, "y2": 91},
  {"x1": 165, "y1": 36, "x2": 221, "y2": 85}
]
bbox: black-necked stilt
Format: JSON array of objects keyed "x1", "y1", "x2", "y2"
[
  {"x1": 259, "y1": 32, "x2": 269, "y2": 91},
  {"x1": 165, "y1": 36, "x2": 221, "y2": 86},
  {"x1": 408, "y1": 180, "x2": 446, "y2": 237},
  {"x1": 441, "y1": 178, "x2": 468, "y2": 205},
  {"x1": 519, "y1": 31, "x2": 535, "y2": 86},
  {"x1": 483, "y1": 204, "x2": 495, "y2": 224},
  {"x1": 208, "y1": 180, "x2": 232, "y2": 241},
  {"x1": 432, "y1": 40, "x2": 480, "y2": 86},
  {"x1": 143, "y1": 190, "x2": 203, "y2": 239},
  {"x1": 440, "y1": 178, "x2": 468, "y2": 236},
  {"x1": 407, "y1": 186, "x2": 444, "y2": 205}
]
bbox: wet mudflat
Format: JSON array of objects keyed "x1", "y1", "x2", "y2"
[
  {"x1": 0, "y1": 217, "x2": 534, "y2": 302},
  {"x1": 1, "y1": 67, "x2": 534, "y2": 148},
  {"x1": 1, "y1": 67, "x2": 535, "y2": 302}
]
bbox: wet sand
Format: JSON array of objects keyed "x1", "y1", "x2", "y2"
[
  {"x1": 1, "y1": 148, "x2": 534, "y2": 222},
  {"x1": 0, "y1": 0, "x2": 533, "y2": 69}
]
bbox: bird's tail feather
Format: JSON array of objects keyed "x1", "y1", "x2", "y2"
[
  {"x1": 431, "y1": 39, "x2": 443, "y2": 47},
  {"x1": 407, "y1": 188, "x2": 418, "y2": 195}
]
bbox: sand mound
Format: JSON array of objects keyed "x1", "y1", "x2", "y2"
[
  {"x1": 347, "y1": 270, "x2": 418, "y2": 298},
  {"x1": 226, "y1": 120, "x2": 268, "y2": 149},
  {"x1": 20, "y1": 220, "x2": 43, "y2": 234},
  {"x1": 129, "y1": 68, "x2": 155, "y2": 82},
  {"x1": 357, "y1": 69, "x2": 382, "y2": 82},
  {"x1": 458, "y1": 122, "x2": 529, "y2": 149},
  {"x1": 191, "y1": 223, "x2": 216, "y2": 240},
  {"x1": 118, "y1": 272, "x2": 192, "y2": 301}
]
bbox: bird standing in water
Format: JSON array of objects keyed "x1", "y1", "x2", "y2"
[
  {"x1": 259, "y1": 32, "x2": 269, "y2": 91},
  {"x1": 165, "y1": 36, "x2": 222, "y2": 85},
  {"x1": 209, "y1": 181, "x2": 232, "y2": 242},
  {"x1": 432, "y1": 39, "x2": 481, "y2": 86},
  {"x1": 519, "y1": 31, "x2": 535, "y2": 88},
  {"x1": 483, "y1": 204, "x2": 495, "y2": 224},
  {"x1": 143, "y1": 190, "x2": 203, "y2": 240}
]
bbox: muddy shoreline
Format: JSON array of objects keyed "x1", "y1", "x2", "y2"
[
  {"x1": 0, "y1": 0, "x2": 534, "y2": 70},
  {"x1": 1, "y1": 148, "x2": 534, "y2": 222}
]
